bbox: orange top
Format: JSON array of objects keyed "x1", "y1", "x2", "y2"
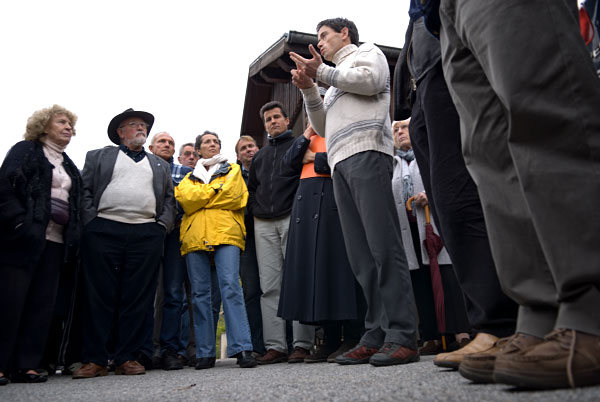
[{"x1": 301, "y1": 136, "x2": 330, "y2": 179}]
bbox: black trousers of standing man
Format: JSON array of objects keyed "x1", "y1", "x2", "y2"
[
  {"x1": 409, "y1": 62, "x2": 517, "y2": 338},
  {"x1": 81, "y1": 217, "x2": 165, "y2": 366}
]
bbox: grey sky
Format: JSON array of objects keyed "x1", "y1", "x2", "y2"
[{"x1": 0, "y1": 0, "x2": 409, "y2": 166}]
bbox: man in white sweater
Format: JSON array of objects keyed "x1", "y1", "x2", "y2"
[
  {"x1": 290, "y1": 18, "x2": 419, "y2": 367},
  {"x1": 73, "y1": 109, "x2": 175, "y2": 379}
]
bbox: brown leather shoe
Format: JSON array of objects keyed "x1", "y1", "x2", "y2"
[
  {"x1": 72, "y1": 362, "x2": 109, "y2": 379},
  {"x1": 434, "y1": 332, "x2": 498, "y2": 369},
  {"x1": 256, "y1": 349, "x2": 288, "y2": 365},
  {"x1": 458, "y1": 333, "x2": 543, "y2": 383},
  {"x1": 419, "y1": 340, "x2": 444, "y2": 356},
  {"x1": 493, "y1": 328, "x2": 600, "y2": 389},
  {"x1": 288, "y1": 347, "x2": 310, "y2": 363},
  {"x1": 115, "y1": 360, "x2": 146, "y2": 375}
]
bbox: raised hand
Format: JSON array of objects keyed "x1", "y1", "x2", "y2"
[{"x1": 289, "y1": 44, "x2": 323, "y2": 79}]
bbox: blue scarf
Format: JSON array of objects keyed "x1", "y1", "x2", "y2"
[{"x1": 397, "y1": 149, "x2": 415, "y2": 206}]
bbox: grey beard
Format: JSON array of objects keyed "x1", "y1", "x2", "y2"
[{"x1": 127, "y1": 133, "x2": 147, "y2": 148}]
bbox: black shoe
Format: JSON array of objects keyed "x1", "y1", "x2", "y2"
[
  {"x1": 195, "y1": 357, "x2": 216, "y2": 370},
  {"x1": 11, "y1": 370, "x2": 48, "y2": 383},
  {"x1": 234, "y1": 351, "x2": 258, "y2": 368},
  {"x1": 161, "y1": 349, "x2": 184, "y2": 371},
  {"x1": 135, "y1": 352, "x2": 154, "y2": 371}
]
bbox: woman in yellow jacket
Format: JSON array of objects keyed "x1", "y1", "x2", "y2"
[{"x1": 175, "y1": 131, "x2": 256, "y2": 370}]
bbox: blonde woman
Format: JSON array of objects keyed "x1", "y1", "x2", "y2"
[{"x1": 0, "y1": 105, "x2": 82, "y2": 385}]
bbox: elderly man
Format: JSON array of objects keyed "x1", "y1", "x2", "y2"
[
  {"x1": 147, "y1": 132, "x2": 193, "y2": 371},
  {"x1": 178, "y1": 142, "x2": 198, "y2": 168},
  {"x1": 73, "y1": 109, "x2": 175, "y2": 379},
  {"x1": 235, "y1": 136, "x2": 264, "y2": 355},
  {"x1": 290, "y1": 18, "x2": 418, "y2": 367}
]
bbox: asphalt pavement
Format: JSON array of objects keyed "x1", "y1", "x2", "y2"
[{"x1": 1, "y1": 355, "x2": 599, "y2": 402}]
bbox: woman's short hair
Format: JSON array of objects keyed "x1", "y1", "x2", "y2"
[
  {"x1": 195, "y1": 130, "x2": 221, "y2": 150},
  {"x1": 24, "y1": 104, "x2": 77, "y2": 141}
]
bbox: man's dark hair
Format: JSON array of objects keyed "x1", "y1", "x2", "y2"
[
  {"x1": 259, "y1": 101, "x2": 288, "y2": 122},
  {"x1": 317, "y1": 18, "x2": 359, "y2": 46},
  {"x1": 195, "y1": 130, "x2": 221, "y2": 150}
]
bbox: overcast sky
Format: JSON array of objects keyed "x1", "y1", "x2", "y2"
[{"x1": 0, "y1": 0, "x2": 410, "y2": 167}]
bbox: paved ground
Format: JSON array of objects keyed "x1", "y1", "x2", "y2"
[{"x1": 1, "y1": 356, "x2": 599, "y2": 402}]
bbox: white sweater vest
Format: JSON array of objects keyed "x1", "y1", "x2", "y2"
[{"x1": 97, "y1": 152, "x2": 156, "y2": 224}]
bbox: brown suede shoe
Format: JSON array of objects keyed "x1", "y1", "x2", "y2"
[
  {"x1": 256, "y1": 349, "x2": 288, "y2": 365},
  {"x1": 434, "y1": 332, "x2": 498, "y2": 369},
  {"x1": 335, "y1": 344, "x2": 379, "y2": 365},
  {"x1": 369, "y1": 343, "x2": 420, "y2": 366},
  {"x1": 115, "y1": 360, "x2": 146, "y2": 375},
  {"x1": 72, "y1": 362, "x2": 109, "y2": 379},
  {"x1": 493, "y1": 328, "x2": 600, "y2": 389},
  {"x1": 288, "y1": 347, "x2": 310, "y2": 363},
  {"x1": 458, "y1": 333, "x2": 543, "y2": 383}
]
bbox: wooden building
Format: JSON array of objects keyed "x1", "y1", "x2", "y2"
[{"x1": 240, "y1": 31, "x2": 401, "y2": 147}]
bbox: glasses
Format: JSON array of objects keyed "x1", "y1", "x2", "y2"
[
  {"x1": 181, "y1": 151, "x2": 199, "y2": 158},
  {"x1": 120, "y1": 122, "x2": 149, "y2": 129}
]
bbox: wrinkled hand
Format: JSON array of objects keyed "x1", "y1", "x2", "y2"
[
  {"x1": 289, "y1": 44, "x2": 322, "y2": 79},
  {"x1": 291, "y1": 68, "x2": 314, "y2": 90},
  {"x1": 414, "y1": 191, "x2": 428, "y2": 207}
]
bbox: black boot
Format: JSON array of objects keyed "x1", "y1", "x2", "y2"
[
  {"x1": 195, "y1": 357, "x2": 216, "y2": 370},
  {"x1": 235, "y1": 351, "x2": 258, "y2": 368}
]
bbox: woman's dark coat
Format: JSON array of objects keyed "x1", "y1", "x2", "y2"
[
  {"x1": 0, "y1": 140, "x2": 83, "y2": 366},
  {"x1": 277, "y1": 135, "x2": 365, "y2": 324}
]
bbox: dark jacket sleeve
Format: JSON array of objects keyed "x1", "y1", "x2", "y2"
[
  {"x1": 247, "y1": 152, "x2": 260, "y2": 216},
  {"x1": 393, "y1": 19, "x2": 415, "y2": 121},
  {"x1": 283, "y1": 135, "x2": 310, "y2": 171},
  {"x1": 313, "y1": 152, "x2": 331, "y2": 175},
  {"x1": 157, "y1": 170, "x2": 175, "y2": 232},
  {"x1": 0, "y1": 142, "x2": 34, "y2": 229},
  {"x1": 80, "y1": 149, "x2": 100, "y2": 226}
]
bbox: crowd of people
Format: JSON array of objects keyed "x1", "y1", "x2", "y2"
[{"x1": 1, "y1": 7, "x2": 599, "y2": 393}]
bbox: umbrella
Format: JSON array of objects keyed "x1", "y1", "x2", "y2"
[{"x1": 406, "y1": 196, "x2": 447, "y2": 350}]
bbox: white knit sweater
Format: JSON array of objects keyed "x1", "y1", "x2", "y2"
[{"x1": 301, "y1": 43, "x2": 394, "y2": 171}]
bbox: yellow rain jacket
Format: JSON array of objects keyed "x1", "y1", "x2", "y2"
[{"x1": 175, "y1": 163, "x2": 248, "y2": 255}]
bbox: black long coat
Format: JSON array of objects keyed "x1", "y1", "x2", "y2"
[
  {"x1": 277, "y1": 135, "x2": 365, "y2": 324},
  {"x1": 0, "y1": 140, "x2": 83, "y2": 368}
]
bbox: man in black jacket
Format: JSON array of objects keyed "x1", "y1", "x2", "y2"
[{"x1": 247, "y1": 102, "x2": 314, "y2": 364}]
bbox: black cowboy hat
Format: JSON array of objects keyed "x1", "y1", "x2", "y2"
[{"x1": 107, "y1": 108, "x2": 154, "y2": 145}]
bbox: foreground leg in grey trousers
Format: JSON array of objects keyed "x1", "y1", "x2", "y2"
[
  {"x1": 333, "y1": 151, "x2": 418, "y2": 349},
  {"x1": 440, "y1": 0, "x2": 600, "y2": 336}
]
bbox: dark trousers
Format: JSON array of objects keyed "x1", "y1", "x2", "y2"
[
  {"x1": 81, "y1": 218, "x2": 165, "y2": 366},
  {"x1": 159, "y1": 225, "x2": 188, "y2": 354},
  {"x1": 409, "y1": 61, "x2": 517, "y2": 338},
  {"x1": 439, "y1": 0, "x2": 600, "y2": 336},
  {"x1": 239, "y1": 233, "x2": 265, "y2": 354},
  {"x1": 333, "y1": 151, "x2": 418, "y2": 349},
  {"x1": 322, "y1": 320, "x2": 364, "y2": 349},
  {"x1": 0, "y1": 241, "x2": 63, "y2": 373}
]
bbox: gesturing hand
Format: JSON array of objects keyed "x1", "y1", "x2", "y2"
[
  {"x1": 289, "y1": 44, "x2": 323, "y2": 79},
  {"x1": 291, "y1": 68, "x2": 314, "y2": 90}
]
